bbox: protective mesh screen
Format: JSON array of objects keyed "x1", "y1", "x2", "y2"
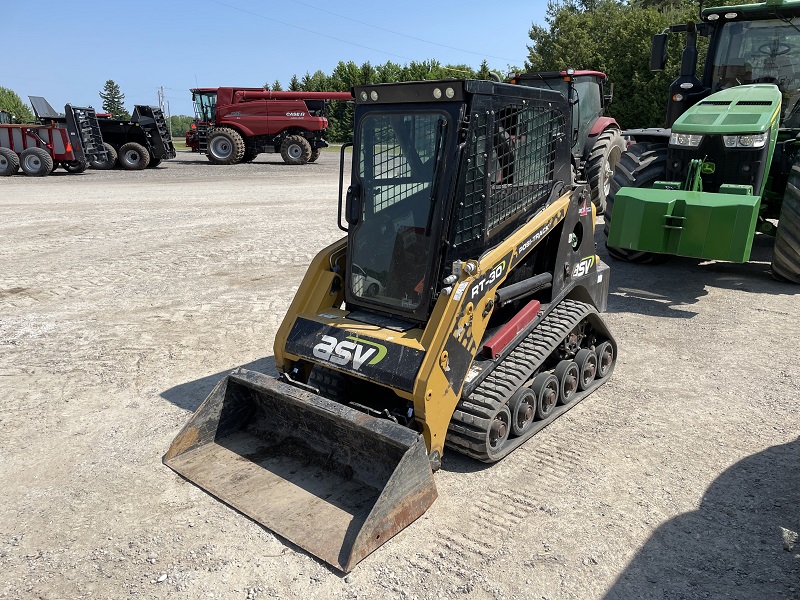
[
  {"x1": 487, "y1": 104, "x2": 564, "y2": 230},
  {"x1": 455, "y1": 102, "x2": 565, "y2": 246},
  {"x1": 360, "y1": 115, "x2": 439, "y2": 213}
]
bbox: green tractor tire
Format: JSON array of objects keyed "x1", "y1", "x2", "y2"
[
  {"x1": 604, "y1": 142, "x2": 668, "y2": 264},
  {"x1": 771, "y1": 162, "x2": 800, "y2": 283}
]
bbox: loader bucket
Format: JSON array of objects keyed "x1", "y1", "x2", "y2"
[{"x1": 163, "y1": 368, "x2": 437, "y2": 572}]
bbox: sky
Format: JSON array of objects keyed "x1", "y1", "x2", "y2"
[{"x1": 2, "y1": 0, "x2": 548, "y2": 118}]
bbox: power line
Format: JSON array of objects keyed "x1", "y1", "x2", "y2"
[
  {"x1": 286, "y1": 0, "x2": 518, "y2": 63},
  {"x1": 206, "y1": 0, "x2": 413, "y2": 61}
]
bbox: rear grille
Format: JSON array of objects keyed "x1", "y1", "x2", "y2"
[
  {"x1": 666, "y1": 136, "x2": 767, "y2": 193},
  {"x1": 736, "y1": 100, "x2": 772, "y2": 106}
]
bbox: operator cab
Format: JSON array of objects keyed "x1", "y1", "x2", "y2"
[
  {"x1": 191, "y1": 89, "x2": 217, "y2": 123},
  {"x1": 709, "y1": 17, "x2": 800, "y2": 127},
  {"x1": 341, "y1": 80, "x2": 570, "y2": 325}
]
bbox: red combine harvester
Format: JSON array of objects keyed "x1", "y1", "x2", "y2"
[
  {"x1": 191, "y1": 87, "x2": 352, "y2": 165},
  {"x1": 0, "y1": 103, "x2": 106, "y2": 176}
]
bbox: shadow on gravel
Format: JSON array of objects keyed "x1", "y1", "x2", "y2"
[
  {"x1": 160, "y1": 357, "x2": 278, "y2": 412},
  {"x1": 605, "y1": 438, "x2": 800, "y2": 600},
  {"x1": 168, "y1": 158, "x2": 305, "y2": 167},
  {"x1": 595, "y1": 223, "x2": 797, "y2": 319}
]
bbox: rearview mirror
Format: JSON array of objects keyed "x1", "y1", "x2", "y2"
[{"x1": 651, "y1": 33, "x2": 668, "y2": 71}]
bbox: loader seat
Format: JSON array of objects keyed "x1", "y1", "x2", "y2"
[{"x1": 385, "y1": 227, "x2": 427, "y2": 303}]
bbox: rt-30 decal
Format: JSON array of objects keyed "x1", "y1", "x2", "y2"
[{"x1": 470, "y1": 260, "x2": 507, "y2": 300}]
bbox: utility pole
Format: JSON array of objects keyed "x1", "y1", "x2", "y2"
[{"x1": 157, "y1": 86, "x2": 172, "y2": 137}]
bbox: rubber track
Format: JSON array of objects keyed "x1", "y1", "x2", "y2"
[{"x1": 446, "y1": 299, "x2": 610, "y2": 462}]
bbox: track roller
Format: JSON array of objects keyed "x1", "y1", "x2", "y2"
[
  {"x1": 574, "y1": 349, "x2": 598, "y2": 391},
  {"x1": 595, "y1": 341, "x2": 614, "y2": 379},
  {"x1": 531, "y1": 372, "x2": 559, "y2": 421},
  {"x1": 554, "y1": 360, "x2": 579, "y2": 405},
  {"x1": 508, "y1": 387, "x2": 536, "y2": 436},
  {"x1": 485, "y1": 406, "x2": 512, "y2": 461}
]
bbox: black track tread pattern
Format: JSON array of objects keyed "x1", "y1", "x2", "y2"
[
  {"x1": 207, "y1": 127, "x2": 245, "y2": 165},
  {"x1": 307, "y1": 366, "x2": 347, "y2": 400},
  {"x1": 585, "y1": 128, "x2": 625, "y2": 214},
  {"x1": 0, "y1": 147, "x2": 20, "y2": 176},
  {"x1": 771, "y1": 161, "x2": 800, "y2": 283},
  {"x1": 603, "y1": 142, "x2": 668, "y2": 264},
  {"x1": 446, "y1": 299, "x2": 612, "y2": 462}
]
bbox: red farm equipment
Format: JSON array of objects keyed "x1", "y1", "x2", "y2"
[
  {"x1": 191, "y1": 87, "x2": 352, "y2": 165},
  {"x1": 510, "y1": 70, "x2": 624, "y2": 213},
  {"x1": 0, "y1": 102, "x2": 106, "y2": 176}
]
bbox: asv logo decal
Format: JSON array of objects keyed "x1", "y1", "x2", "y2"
[
  {"x1": 312, "y1": 335, "x2": 387, "y2": 370},
  {"x1": 572, "y1": 256, "x2": 595, "y2": 278}
]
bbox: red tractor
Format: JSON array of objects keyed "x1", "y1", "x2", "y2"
[
  {"x1": 510, "y1": 70, "x2": 624, "y2": 213},
  {"x1": 191, "y1": 87, "x2": 352, "y2": 165}
]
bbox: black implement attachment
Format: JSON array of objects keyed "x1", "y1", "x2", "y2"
[
  {"x1": 132, "y1": 105, "x2": 176, "y2": 161},
  {"x1": 164, "y1": 368, "x2": 437, "y2": 572}
]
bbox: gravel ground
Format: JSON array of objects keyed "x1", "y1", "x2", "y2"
[{"x1": 1, "y1": 150, "x2": 798, "y2": 600}]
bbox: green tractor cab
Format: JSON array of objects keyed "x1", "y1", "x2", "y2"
[{"x1": 605, "y1": 0, "x2": 800, "y2": 282}]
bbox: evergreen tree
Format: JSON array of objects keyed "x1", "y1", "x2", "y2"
[
  {"x1": 270, "y1": 80, "x2": 283, "y2": 91},
  {"x1": 99, "y1": 80, "x2": 130, "y2": 120},
  {"x1": 476, "y1": 60, "x2": 493, "y2": 80},
  {"x1": 0, "y1": 87, "x2": 34, "y2": 122},
  {"x1": 288, "y1": 75, "x2": 302, "y2": 91}
]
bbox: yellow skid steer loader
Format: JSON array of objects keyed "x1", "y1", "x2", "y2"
[{"x1": 165, "y1": 79, "x2": 617, "y2": 572}]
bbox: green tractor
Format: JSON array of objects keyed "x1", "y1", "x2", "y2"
[{"x1": 605, "y1": 0, "x2": 800, "y2": 283}]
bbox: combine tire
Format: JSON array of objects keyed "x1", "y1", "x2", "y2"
[
  {"x1": 207, "y1": 127, "x2": 245, "y2": 165},
  {"x1": 0, "y1": 147, "x2": 19, "y2": 176},
  {"x1": 586, "y1": 128, "x2": 625, "y2": 214},
  {"x1": 604, "y1": 142, "x2": 668, "y2": 263},
  {"x1": 771, "y1": 162, "x2": 800, "y2": 283},
  {"x1": 19, "y1": 147, "x2": 53, "y2": 176},
  {"x1": 280, "y1": 135, "x2": 312, "y2": 165},
  {"x1": 91, "y1": 143, "x2": 118, "y2": 170},
  {"x1": 64, "y1": 160, "x2": 88, "y2": 173},
  {"x1": 118, "y1": 142, "x2": 151, "y2": 170},
  {"x1": 309, "y1": 148, "x2": 321, "y2": 163}
]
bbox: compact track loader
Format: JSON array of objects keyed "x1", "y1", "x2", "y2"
[{"x1": 165, "y1": 79, "x2": 617, "y2": 572}]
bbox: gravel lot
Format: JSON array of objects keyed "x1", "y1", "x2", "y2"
[{"x1": 1, "y1": 149, "x2": 798, "y2": 600}]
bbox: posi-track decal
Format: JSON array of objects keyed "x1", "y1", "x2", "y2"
[{"x1": 511, "y1": 207, "x2": 566, "y2": 270}]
